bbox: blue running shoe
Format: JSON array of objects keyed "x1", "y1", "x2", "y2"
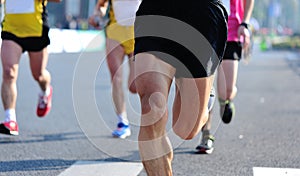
[{"x1": 112, "y1": 122, "x2": 131, "y2": 139}]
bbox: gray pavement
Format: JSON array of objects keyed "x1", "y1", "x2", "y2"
[{"x1": 0, "y1": 46, "x2": 299, "y2": 176}]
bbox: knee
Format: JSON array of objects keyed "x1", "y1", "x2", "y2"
[
  {"x1": 32, "y1": 70, "x2": 50, "y2": 83},
  {"x1": 140, "y1": 92, "x2": 167, "y2": 126},
  {"x1": 111, "y1": 73, "x2": 123, "y2": 86},
  {"x1": 2, "y1": 66, "x2": 17, "y2": 81},
  {"x1": 32, "y1": 71, "x2": 44, "y2": 82}
]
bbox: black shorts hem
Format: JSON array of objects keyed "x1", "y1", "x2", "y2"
[
  {"x1": 223, "y1": 41, "x2": 242, "y2": 61},
  {"x1": 1, "y1": 26, "x2": 50, "y2": 52},
  {"x1": 134, "y1": 0, "x2": 228, "y2": 78}
]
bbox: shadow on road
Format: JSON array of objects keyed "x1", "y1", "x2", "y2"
[
  {"x1": 0, "y1": 132, "x2": 87, "y2": 144},
  {"x1": 0, "y1": 159, "x2": 75, "y2": 172}
]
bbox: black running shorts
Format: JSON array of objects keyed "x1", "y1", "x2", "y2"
[
  {"x1": 1, "y1": 26, "x2": 50, "y2": 52},
  {"x1": 223, "y1": 41, "x2": 243, "y2": 61},
  {"x1": 134, "y1": 0, "x2": 228, "y2": 78}
]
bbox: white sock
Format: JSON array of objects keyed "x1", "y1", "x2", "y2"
[
  {"x1": 117, "y1": 112, "x2": 129, "y2": 125},
  {"x1": 5, "y1": 109, "x2": 17, "y2": 122},
  {"x1": 40, "y1": 86, "x2": 51, "y2": 96}
]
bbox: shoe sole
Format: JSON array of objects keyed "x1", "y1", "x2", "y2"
[
  {"x1": 0, "y1": 131, "x2": 19, "y2": 136},
  {"x1": 9, "y1": 131, "x2": 19, "y2": 136},
  {"x1": 0, "y1": 124, "x2": 19, "y2": 136},
  {"x1": 195, "y1": 147, "x2": 214, "y2": 154},
  {"x1": 112, "y1": 130, "x2": 131, "y2": 139}
]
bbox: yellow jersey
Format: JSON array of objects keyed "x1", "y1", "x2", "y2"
[{"x1": 2, "y1": 0, "x2": 48, "y2": 38}]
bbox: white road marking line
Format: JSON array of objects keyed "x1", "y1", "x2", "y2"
[
  {"x1": 59, "y1": 161, "x2": 143, "y2": 176},
  {"x1": 253, "y1": 167, "x2": 300, "y2": 176}
]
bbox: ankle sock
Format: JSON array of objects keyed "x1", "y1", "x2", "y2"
[
  {"x1": 117, "y1": 112, "x2": 129, "y2": 125},
  {"x1": 5, "y1": 109, "x2": 16, "y2": 122},
  {"x1": 40, "y1": 86, "x2": 51, "y2": 96}
]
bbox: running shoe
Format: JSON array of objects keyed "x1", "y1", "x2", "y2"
[
  {"x1": 112, "y1": 122, "x2": 131, "y2": 139},
  {"x1": 37, "y1": 86, "x2": 53, "y2": 117},
  {"x1": 220, "y1": 100, "x2": 235, "y2": 124},
  {"x1": 208, "y1": 87, "x2": 215, "y2": 112},
  {"x1": 195, "y1": 135, "x2": 215, "y2": 154},
  {"x1": 0, "y1": 121, "x2": 19, "y2": 136}
]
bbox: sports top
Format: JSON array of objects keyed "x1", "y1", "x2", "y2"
[
  {"x1": 106, "y1": 0, "x2": 135, "y2": 54},
  {"x1": 227, "y1": 0, "x2": 244, "y2": 42},
  {"x1": 2, "y1": 0, "x2": 48, "y2": 38}
]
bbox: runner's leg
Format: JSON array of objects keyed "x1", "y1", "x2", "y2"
[
  {"x1": 1, "y1": 40, "x2": 22, "y2": 111},
  {"x1": 172, "y1": 75, "x2": 214, "y2": 140},
  {"x1": 135, "y1": 53, "x2": 175, "y2": 176},
  {"x1": 29, "y1": 47, "x2": 51, "y2": 92},
  {"x1": 106, "y1": 38, "x2": 127, "y2": 117}
]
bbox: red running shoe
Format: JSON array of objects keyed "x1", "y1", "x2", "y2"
[
  {"x1": 37, "y1": 86, "x2": 53, "y2": 117},
  {"x1": 0, "y1": 121, "x2": 19, "y2": 136}
]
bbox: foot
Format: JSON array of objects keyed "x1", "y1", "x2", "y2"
[
  {"x1": 195, "y1": 135, "x2": 215, "y2": 154},
  {"x1": 37, "y1": 86, "x2": 53, "y2": 117},
  {"x1": 0, "y1": 121, "x2": 19, "y2": 136},
  {"x1": 112, "y1": 122, "x2": 131, "y2": 139},
  {"x1": 220, "y1": 100, "x2": 235, "y2": 124}
]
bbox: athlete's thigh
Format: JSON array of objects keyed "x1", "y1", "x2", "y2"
[
  {"x1": 106, "y1": 38, "x2": 126, "y2": 77},
  {"x1": 134, "y1": 53, "x2": 175, "y2": 126},
  {"x1": 172, "y1": 76, "x2": 214, "y2": 137},
  {"x1": 1, "y1": 40, "x2": 22, "y2": 68},
  {"x1": 134, "y1": 53, "x2": 175, "y2": 97}
]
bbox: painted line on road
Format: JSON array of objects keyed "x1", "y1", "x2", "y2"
[
  {"x1": 58, "y1": 161, "x2": 143, "y2": 176},
  {"x1": 253, "y1": 167, "x2": 300, "y2": 176}
]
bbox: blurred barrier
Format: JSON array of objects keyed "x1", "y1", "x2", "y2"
[
  {"x1": 0, "y1": 28, "x2": 106, "y2": 54},
  {"x1": 48, "y1": 29, "x2": 106, "y2": 53}
]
